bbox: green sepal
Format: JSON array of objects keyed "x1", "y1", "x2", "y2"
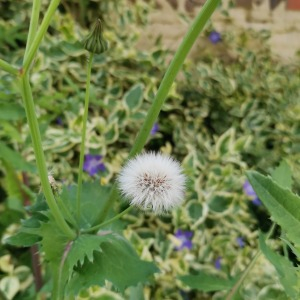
[{"x1": 82, "y1": 19, "x2": 108, "y2": 54}]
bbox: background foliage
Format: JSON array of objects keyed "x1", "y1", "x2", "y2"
[{"x1": 0, "y1": 0, "x2": 299, "y2": 299}]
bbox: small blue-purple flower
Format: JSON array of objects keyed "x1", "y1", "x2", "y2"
[
  {"x1": 150, "y1": 123, "x2": 159, "y2": 135},
  {"x1": 56, "y1": 117, "x2": 63, "y2": 126},
  {"x1": 209, "y1": 31, "x2": 221, "y2": 44},
  {"x1": 174, "y1": 229, "x2": 193, "y2": 251},
  {"x1": 236, "y1": 237, "x2": 245, "y2": 248},
  {"x1": 214, "y1": 256, "x2": 221, "y2": 270},
  {"x1": 83, "y1": 154, "x2": 105, "y2": 176},
  {"x1": 243, "y1": 180, "x2": 262, "y2": 206}
]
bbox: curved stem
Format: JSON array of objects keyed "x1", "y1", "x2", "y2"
[
  {"x1": 24, "y1": 0, "x2": 41, "y2": 62},
  {"x1": 225, "y1": 223, "x2": 276, "y2": 300},
  {"x1": 129, "y1": 0, "x2": 220, "y2": 158},
  {"x1": 22, "y1": 0, "x2": 61, "y2": 73},
  {"x1": 20, "y1": 74, "x2": 75, "y2": 240},
  {"x1": 0, "y1": 58, "x2": 18, "y2": 76},
  {"x1": 82, "y1": 206, "x2": 133, "y2": 234},
  {"x1": 76, "y1": 53, "x2": 94, "y2": 222},
  {"x1": 97, "y1": 0, "x2": 221, "y2": 222}
]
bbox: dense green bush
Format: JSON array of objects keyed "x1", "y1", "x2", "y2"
[{"x1": 0, "y1": 0, "x2": 299, "y2": 299}]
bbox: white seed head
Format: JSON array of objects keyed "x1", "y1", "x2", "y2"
[{"x1": 118, "y1": 152, "x2": 186, "y2": 214}]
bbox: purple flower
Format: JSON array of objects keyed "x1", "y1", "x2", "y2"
[
  {"x1": 251, "y1": 197, "x2": 262, "y2": 206},
  {"x1": 236, "y1": 237, "x2": 245, "y2": 248},
  {"x1": 243, "y1": 180, "x2": 262, "y2": 206},
  {"x1": 174, "y1": 229, "x2": 193, "y2": 251},
  {"x1": 214, "y1": 256, "x2": 221, "y2": 270},
  {"x1": 83, "y1": 154, "x2": 105, "y2": 176},
  {"x1": 150, "y1": 123, "x2": 159, "y2": 135},
  {"x1": 56, "y1": 117, "x2": 63, "y2": 126},
  {"x1": 209, "y1": 31, "x2": 221, "y2": 44}
]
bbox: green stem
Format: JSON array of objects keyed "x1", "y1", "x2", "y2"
[
  {"x1": 97, "y1": 0, "x2": 220, "y2": 222},
  {"x1": 19, "y1": 74, "x2": 75, "y2": 240},
  {"x1": 22, "y1": 0, "x2": 60, "y2": 73},
  {"x1": 225, "y1": 223, "x2": 276, "y2": 300},
  {"x1": 129, "y1": 0, "x2": 220, "y2": 158},
  {"x1": 51, "y1": 263, "x2": 63, "y2": 300},
  {"x1": 76, "y1": 53, "x2": 94, "y2": 221},
  {"x1": 24, "y1": 0, "x2": 41, "y2": 62},
  {"x1": 82, "y1": 206, "x2": 133, "y2": 234},
  {"x1": 0, "y1": 58, "x2": 18, "y2": 76},
  {"x1": 281, "y1": 232, "x2": 289, "y2": 259}
]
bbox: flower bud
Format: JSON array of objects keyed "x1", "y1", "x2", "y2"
[{"x1": 83, "y1": 19, "x2": 108, "y2": 54}]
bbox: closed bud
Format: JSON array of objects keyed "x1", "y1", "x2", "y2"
[{"x1": 83, "y1": 19, "x2": 108, "y2": 54}]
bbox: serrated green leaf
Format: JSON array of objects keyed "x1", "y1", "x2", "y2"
[
  {"x1": 0, "y1": 209, "x2": 23, "y2": 227},
  {"x1": 67, "y1": 234, "x2": 158, "y2": 294},
  {"x1": 6, "y1": 232, "x2": 41, "y2": 247},
  {"x1": 66, "y1": 234, "x2": 109, "y2": 274},
  {"x1": 5, "y1": 200, "x2": 48, "y2": 247},
  {"x1": 39, "y1": 215, "x2": 70, "y2": 263},
  {"x1": 124, "y1": 83, "x2": 144, "y2": 111},
  {"x1": 259, "y1": 233, "x2": 300, "y2": 299},
  {"x1": 179, "y1": 272, "x2": 235, "y2": 292},
  {"x1": 246, "y1": 171, "x2": 300, "y2": 247},
  {"x1": 27, "y1": 194, "x2": 48, "y2": 214},
  {"x1": 271, "y1": 160, "x2": 293, "y2": 189}
]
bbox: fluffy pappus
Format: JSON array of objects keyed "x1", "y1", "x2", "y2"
[{"x1": 118, "y1": 152, "x2": 186, "y2": 214}]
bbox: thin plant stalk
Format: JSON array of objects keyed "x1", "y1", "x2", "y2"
[
  {"x1": 95, "y1": 0, "x2": 221, "y2": 223},
  {"x1": 0, "y1": 58, "x2": 18, "y2": 76},
  {"x1": 225, "y1": 223, "x2": 276, "y2": 300},
  {"x1": 19, "y1": 74, "x2": 75, "y2": 240},
  {"x1": 82, "y1": 206, "x2": 133, "y2": 234},
  {"x1": 24, "y1": 0, "x2": 41, "y2": 61},
  {"x1": 129, "y1": 0, "x2": 220, "y2": 158},
  {"x1": 22, "y1": 0, "x2": 61, "y2": 74},
  {"x1": 76, "y1": 53, "x2": 94, "y2": 221}
]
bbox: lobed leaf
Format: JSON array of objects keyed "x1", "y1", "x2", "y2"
[
  {"x1": 66, "y1": 234, "x2": 158, "y2": 294},
  {"x1": 65, "y1": 233, "x2": 110, "y2": 274},
  {"x1": 246, "y1": 171, "x2": 300, "y2": 247},
  {"x1": 259, "y1": 233, "x2": 300, "y2": 299}
]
